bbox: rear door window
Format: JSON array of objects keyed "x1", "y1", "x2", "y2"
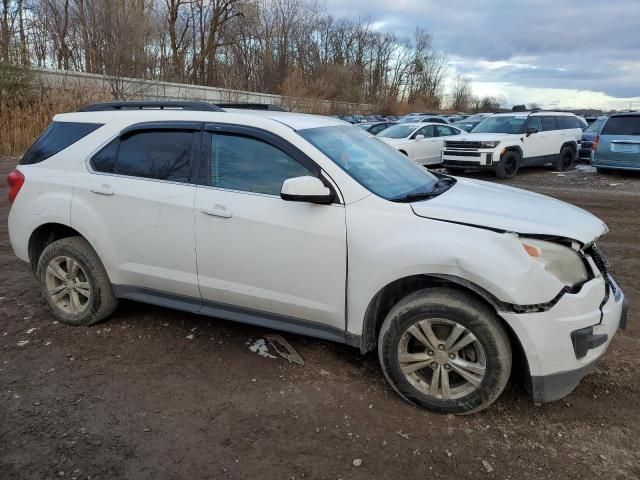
[
  {"x1": 436, "y1": 125, "x2": 457, "y2": 136},
  {"x1": 601, "y1": 116, "x2": 640, "y2": 135},
  {"x1": 21, "y1": 122, "x2": 103, "y2": 165},
  {"x1": 557, "y1": 116, "x2": 579, "y2": 130},
  {"x1": 116, "y1": 130, "x2": 195, "y2": 182}
]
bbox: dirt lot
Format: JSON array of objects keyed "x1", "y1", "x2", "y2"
[{"x1": 1, "y1": 157, "x2": 639, "y2": 480}]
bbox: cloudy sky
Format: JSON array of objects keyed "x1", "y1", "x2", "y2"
[{"x1": 326, "y1": 0, "x2": 640, "y2": 110}]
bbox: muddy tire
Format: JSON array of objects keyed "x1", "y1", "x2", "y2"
[
  {"x1": 495, "y1": 150, "x2": 520, "y2": 179},
  {"x1": 554, "y1": 146, "x2": 575, "y2": 171},
  {"x1": 378, "y1": 288, "x2": 512, "y2": 414},
  {"x1": 36, "y1": 237, "x2": 118, "y2": 326}
]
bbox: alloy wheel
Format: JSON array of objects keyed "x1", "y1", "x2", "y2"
[
  {"x1": 45, "y1": 256, "x2": 91, "y2": 315},
  {"x1": 397, "y1": 318, "x2": 486, "y2": 400}
]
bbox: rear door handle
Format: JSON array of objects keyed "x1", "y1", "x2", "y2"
[
  {"x1": 90, "y1": 183, "x2": 114, "y2": 195},
  {"x1": 201, "y1": 204, "x2": 233, "y2": 218}
]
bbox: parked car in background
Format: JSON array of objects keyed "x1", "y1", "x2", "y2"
[
  {"x1": 398, "y1": 115, "x2": 451, "y2": 125},
  {"x1": 7, "y1": 101, "x2": 626, "y2": 414},
  {"x1": 377, "y1": 122, "x2": 464, "y2": 165},
  {"x1": 338, "y1": 115, "x2": 357, "y2": 123},
  {"x1": 592, "y1": 112, "x2": 640, "y2": 172},
  {"x1": 352, "y1": 115, "x2": 367, "y2": 123},
  {"x1": 579, "y1": 116, "x2": 608, "y2": 161},
  {"x1": 452, "y1": 119, "x2": 482, "y2": 132},
  {"x1": 358, "y1": 121, "x2": 397, "y2": 135},
  {"x1": 441, "y1": 111, "x2": 583, "y2": 178}
]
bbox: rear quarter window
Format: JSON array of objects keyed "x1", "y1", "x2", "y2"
[
  {"x1": 21, "y1": 122, "x2": 103, "y2": 165},
  {"x1": 601, "y1": 116, "x2": 640, "y2": 135}
]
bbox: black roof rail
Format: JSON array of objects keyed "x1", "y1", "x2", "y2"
[
  {"x1": 217, "y1": 103, "x2": 287, "y2": 111},
  {"x1": 78, "y1": 101, "x2": 224, "y2": 112}
]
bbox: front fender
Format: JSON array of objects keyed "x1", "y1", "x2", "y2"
[{"x1": 345, "y1": 196, "x2": 565, "y2": 336}]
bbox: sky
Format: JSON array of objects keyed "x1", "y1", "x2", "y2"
[{"x1": 325, "y1": 0, "x2": 640, "y2": 110}]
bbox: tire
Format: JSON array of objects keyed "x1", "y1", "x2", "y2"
[
  {"x1": 445, "y1": 167, "x2": 465, "y2": 175},
  {"x1": 378, "y1": 288, "x2": 512, "y2": 414},
  {"x1": 495, "y1": 150, "x2": 520, "y2": 179},
  {"x1": 36, "y1": 237, "x2": 118, "y2": 326},
  {"x1": 554, "y1": 146, "x2": 574, "y2": 171}
]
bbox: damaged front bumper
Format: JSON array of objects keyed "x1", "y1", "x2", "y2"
[{"x1": 500, "y1": 274, "x2": 627, "y2": 403}]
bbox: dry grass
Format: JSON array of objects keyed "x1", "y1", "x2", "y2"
[{"x1": 0, "y1": 85, "x2": 110, "y2": 156}]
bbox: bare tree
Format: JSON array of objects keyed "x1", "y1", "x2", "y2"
[{"x1": 449, "y1": 74, "x2": 472, "y2": 112}]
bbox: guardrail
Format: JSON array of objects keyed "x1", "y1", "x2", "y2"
[{"x1": 31, "y1": 67, "x2": 375, "y2": 114}]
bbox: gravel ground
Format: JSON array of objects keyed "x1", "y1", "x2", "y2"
[{"x1": 1, "y1": 157, "x2": 639, "y2": 480}]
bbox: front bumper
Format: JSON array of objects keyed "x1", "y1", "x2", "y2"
[
  {"x1": 442, "y1": 148, "x2": 496, "y2": 167},
  {"x1": 500, "y1": 274, "x2": 626, "y2": 403}
]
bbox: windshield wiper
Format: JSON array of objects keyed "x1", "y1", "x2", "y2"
[{"x1": 392, "y1": 177, "x2": 455, "y2": 203}]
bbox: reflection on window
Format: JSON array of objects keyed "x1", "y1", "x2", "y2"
[{"x1": 211, "y1": 135, "x2": 312, "y2": 195}]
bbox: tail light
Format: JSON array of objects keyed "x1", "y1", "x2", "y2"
[
  {"x1": 592, "y1": 135, "x2": 599, "y2": 151},
  {"x1": 7, "y1": 169, "x2": 25, "y2": 204}
]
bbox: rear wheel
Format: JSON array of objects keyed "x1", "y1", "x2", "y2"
[
  {"x1": 36, "y1": 237, "x2": 118, "y2": 326},
  {"x1": 554, "y1": 146, "x2": 574, "y2": 171},
  {"x1": 495, "y1": 151, "x2": 520, "y2": 179},
  {"x1": 378, "y1": 288, "x2": 512, "y2": 414}
]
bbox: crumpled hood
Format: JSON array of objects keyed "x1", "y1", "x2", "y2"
[
  {"x1": 447, "y1": 132, "x2": 520, "y2": 143},
  {"x1": 411, "y1": 178, "x2": 607, "y2": 244}
]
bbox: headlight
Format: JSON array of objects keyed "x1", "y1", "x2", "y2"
[
  {"x1": 521, "y1": 238, "x2": 588, "y2": 286},
  {"x1": 480, "y1": 141, "x2": 501, "y2": 148}
]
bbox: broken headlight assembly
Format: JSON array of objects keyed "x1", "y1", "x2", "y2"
[{"x1": 521, "y1": 238, "x2": 589, "y2": 287}]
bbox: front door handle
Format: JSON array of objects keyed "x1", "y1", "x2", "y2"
[
  {"x1": 90, "y1": 183, "x2": 114, "y2": 195},
  {"x1": 201, "y1": 204, "x2": 233, "y2": 218}
]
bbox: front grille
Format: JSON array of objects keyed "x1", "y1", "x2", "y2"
[
  {"x1": 444, "y1": 140, "x2": 483, "y2": 149},
  {"x1": 442, "y1": 150, "x2": 481, "y2": 157}
]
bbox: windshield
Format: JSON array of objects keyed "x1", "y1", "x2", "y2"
[
  {"x1": 471, "y1": 116, "x2": 527, "y2": 134},
  {"x1": 377, "y1": 124, "x2": 417, "y2": 139},
  {"x1": 298, "y1": 125, "x2": 439, "y2": 201}
]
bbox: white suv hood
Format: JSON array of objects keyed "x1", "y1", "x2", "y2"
[
  {"x1": 411, "y1": 178, "x2": 607, "y2": 244},
  {"x1": 449, "y1": 132, "x2": 519, "y2": 143}
]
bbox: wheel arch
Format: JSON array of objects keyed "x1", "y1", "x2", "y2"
[
  {"x1": 28, "y1": 222, "x2": 85, "y2": 272},
  {"x1": 359, "y1": 273, "x2": 531, "y2": 383},
  {"x1": 503, "y1": 145, "x2": 523, "y2": 158}
]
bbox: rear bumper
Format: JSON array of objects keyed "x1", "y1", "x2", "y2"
[{"x1": 501, "y1": 274, "x2": 626, "y2": 403}]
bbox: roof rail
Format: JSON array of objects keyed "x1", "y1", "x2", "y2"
[
  {"x1": 217, "y1": 103, "x2": 287, "y2": 111},
  {"x1": 78, "y1": 101, "x2": 224, "y2": 112}
]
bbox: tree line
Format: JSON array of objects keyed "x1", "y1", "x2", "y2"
[{"x1": 1, "y1": 0, "x2": 504, "y2": 112}]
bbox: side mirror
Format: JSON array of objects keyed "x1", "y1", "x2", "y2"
[
  {"x1": 413, "y1": 134, "x2": 425, "y2": 140},
  {"x1": 281, "y1": 176, "x2": 334, "y2": 204},
  {"x1": 525, "y1": 127, "x2": 539, "y2": 136}
]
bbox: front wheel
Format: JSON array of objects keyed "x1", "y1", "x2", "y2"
[
  {"x1": 495, "y1": 151, "x2": 520, "y2": 179},
  {"x1": 378, "y1": 288, "x2": 512, "y2": 414}
]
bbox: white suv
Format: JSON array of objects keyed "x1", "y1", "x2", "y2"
[
  {"x1": 7, "y1": 101, "x2": 627, "y2": 414},
  {"x1": 441, "y1": 111, "x2": 583, "y2": 178}
]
